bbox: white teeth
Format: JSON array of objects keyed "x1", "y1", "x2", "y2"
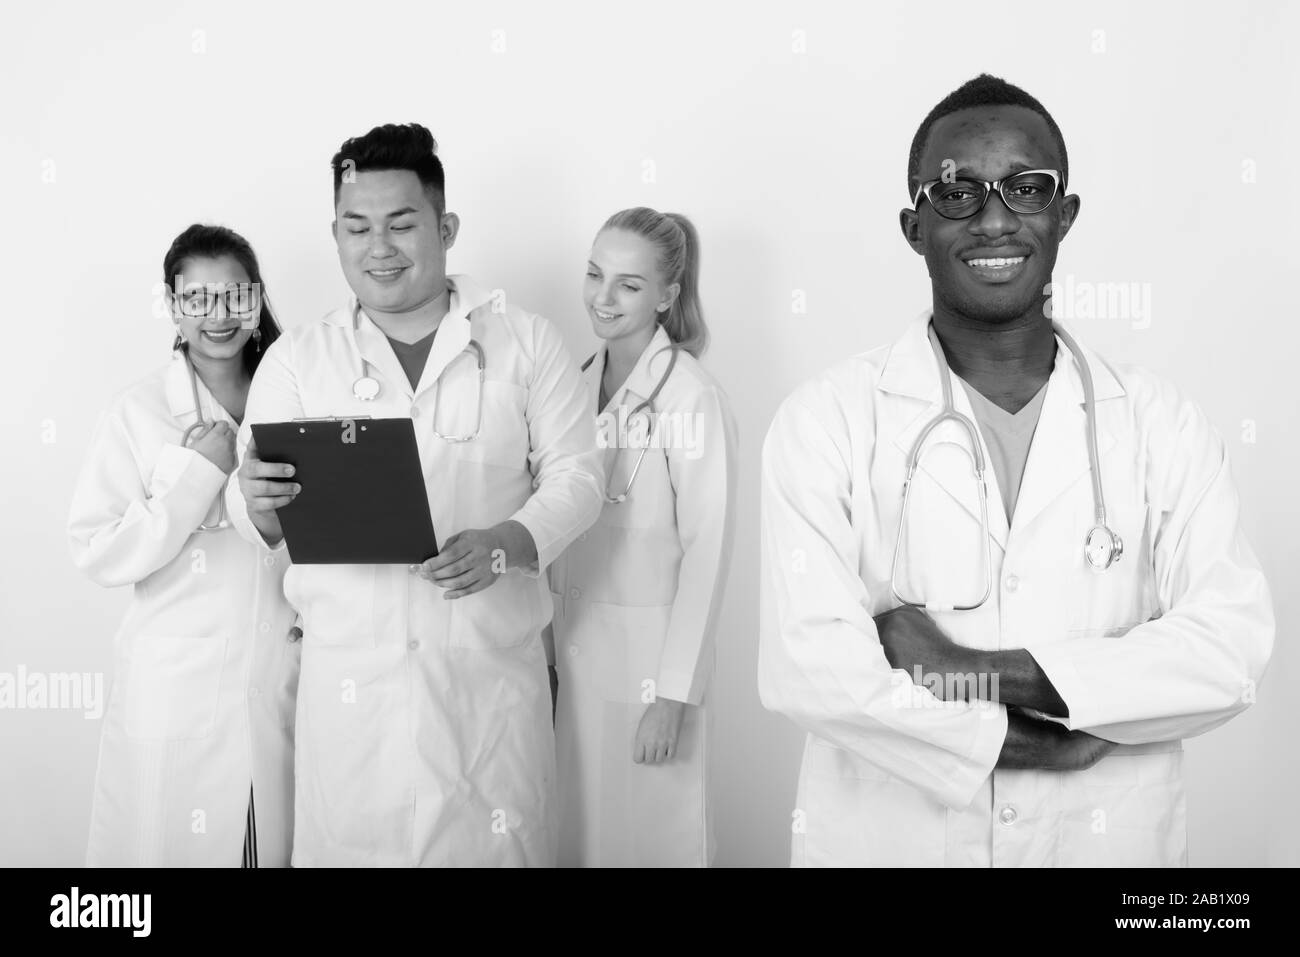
[
  {"x1": 371, "y1": 268, "x2": 402, "y2": 276},
  {"x1": 204, "y1": 329, "x2": 237, "y2": 340},
  {"x1": 595, "y1": 310, "x2": 620, "y2": 320},
  {"x1": 966, "y1": 257, "x2": 1025, "y2": 268}
]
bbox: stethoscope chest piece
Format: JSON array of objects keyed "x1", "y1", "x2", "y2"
[
  {"x1": 1084, "y1": 524, "x2": 1124, "y2": 570},
  {"x1": 353, "y1": 376, "x2": 380, "y2": 401}
]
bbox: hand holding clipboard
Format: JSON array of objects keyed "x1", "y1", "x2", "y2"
[{"x1": 245, "y1": 417, "x2": 438, "y2": 564}]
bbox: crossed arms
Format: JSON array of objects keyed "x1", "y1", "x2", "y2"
[{"x1": 758, "y1": 388, "x2": 1274, "y2": 810}]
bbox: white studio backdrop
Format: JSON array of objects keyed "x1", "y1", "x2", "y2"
[{"x1": 1, "y1": 0, "x2": 1295, "y2": 866}]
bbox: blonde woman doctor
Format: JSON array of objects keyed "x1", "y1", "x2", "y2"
[
  {"x1": 546, "y1": 208, "x2": 738, "y2": 867},
  {"x1": 68, "y1": 225, "x2": 300, "y2": 867}
]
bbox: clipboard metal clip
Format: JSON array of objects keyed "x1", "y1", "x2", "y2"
[{"x1": 292, "y1": 416, "x2": 374, "y2": 422}]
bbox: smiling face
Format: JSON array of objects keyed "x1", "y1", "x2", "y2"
[
  {"x1": 583, "y1": 228, "x2": 679, "y2": 346},
  {"x1": 900, "y1": 105, "x2": 1080, "y2": 325},
  {"x1": 333, "y1": 169, "x2": 457, "y2": 316},
  {"x1": 170, "y1": 255, "x2": 256, "y2": 362}
]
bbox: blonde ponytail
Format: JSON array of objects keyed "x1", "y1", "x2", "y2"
[{"x1": 601, "y1": 207, "x2": 708, "y2": 357}]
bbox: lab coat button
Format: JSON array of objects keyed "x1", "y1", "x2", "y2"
[
  {"x1": 259, "y1": 621, "x2": 270, "y2": 633},
  {"x1": 578, "y1": 532, "x2": 589, "y2": 542},
  {"x1": 263, "y1": 555, "x2": 276, "y2": 567},
  {"x1": 248, "y1": 687, "x2": 260, "y2": 699},
  {"x1": 999, "y1": 805, "x2": 1018, "y2": 825},
  {"x1": 567, "y1": 645, "x2": 579, "y2": 658},
  {"x1": 410, "y1": 407, "x2": 420, "y2": 418},
  {"x1": 568, "y1": 587, "x2": 581, "y2": 600},
  {"x1": 288, "y1": 627, "x2": 302, "y2": 643},
  {"x1": 408, "y1": 640, "x2": 420, "y2": 651},
  {"x1": 1004, "y1": 575, "x2": 1020, "y2": 593}
]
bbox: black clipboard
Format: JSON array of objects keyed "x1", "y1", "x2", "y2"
[{"x1": 251, "y1": 417, "x2": 438, "y2": 564}]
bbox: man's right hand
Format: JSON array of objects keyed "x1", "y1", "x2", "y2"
[
  {"x1": 236, "y1": 436, "x2": 299, "y2": 546},
  {"x1": 997, "y1": 709, "x2": 1118, "y2": 771}
]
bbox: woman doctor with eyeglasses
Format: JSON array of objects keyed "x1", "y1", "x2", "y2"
[
  {"x1": 68, "y1": 224, "x2": 299, "y2": 867},
  {"x1": 544, "y1": 208, "x2": 739, "y2": 867}
]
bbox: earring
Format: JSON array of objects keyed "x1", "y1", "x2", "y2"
[
  {"x1": 173, "y1": 333, "x2": 183, "y2": 352},
  {"x1": 253, "y1": 327, "x2": 262, "y2": 353}
]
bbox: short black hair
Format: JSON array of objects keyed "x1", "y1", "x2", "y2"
[
  {"x1": 331, "y1": 123, "x2": 446, "y2": 214},
  {"x1": 907, "y1": 73, "x2": 1068, "y2": 196}
]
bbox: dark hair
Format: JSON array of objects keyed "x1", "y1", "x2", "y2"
[
  {"x1": 163, "y1": 224, "x2": 282, "y2": 376},
  {"x1": 331, "y1": 123, "x2": 446, "y2": 215},
  {"x1": 602, "y1": 207, "x2": 708, "y2": 358},
  {"x1": 907, "y1": 73, "x2": 1069, "y2": 196}
]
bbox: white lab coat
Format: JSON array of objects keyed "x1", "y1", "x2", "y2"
[
  {"x1": 227, "y1": 275, "x2": 603, "y2": 867},
  {"x1": 759, "y1": 312, "x2": 1274, "y2": 867},
  {"x1": 68, "y1": 355, "x2": 300, "y2": 867},
  {"x1": 546, "y1": 326, "x2": 738, "y2": 867}
]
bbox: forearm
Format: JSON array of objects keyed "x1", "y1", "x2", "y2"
[
  {"x1": 69, "y1": 444, "x2": 228, "y2": 587},
  {"x1": 970, "y1": 648, "x2": 1069, "y2": 717},
  {"x1": 1028, "y1": 421, "x2": 1273, "y2": 737},
  {"x1": 761, "y1": 614, "x2": 1009, "y2": 809}
]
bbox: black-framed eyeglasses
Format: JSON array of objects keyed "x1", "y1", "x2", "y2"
[
  {"x1": 175, "y1": 282, "x2": 262, "y2": 319},
  {"x1": 912, "y1": 169, "x2": 1062, "y2": 220}
]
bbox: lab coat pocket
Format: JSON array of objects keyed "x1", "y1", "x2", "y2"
[
  {"x1": 123, "y1": 633, "x2": 228, "y2": 739},
  {"x1": 447, "y1": 380, "x2": 531, "y2": 471},
  {"x1": 798, "y1": 736, "x2": 946, "y2": 867},
  {"x1": 1067, "y1": 500, "x2": 1157, "y2": 634},
  {"x1": 450, "y1": 575, "x2": 543, "y2": 651},
  {"x1": 289, "y1": 564, "x2": 377, "y2": 648},
  {"x1": 1060, "y1": 750, "x2": 1187, "y2": 866}
]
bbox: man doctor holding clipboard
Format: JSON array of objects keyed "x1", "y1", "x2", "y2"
[{"x1": 227, "y1": 123, "x2": 603, "y2": 867}]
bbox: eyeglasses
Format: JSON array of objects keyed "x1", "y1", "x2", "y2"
[
  {"x1": 912, "y1": 169, "x2": 1062, "y2": 220},
  {"x1": 175, "y1": 282, "x2": 262, "y2": 321}
]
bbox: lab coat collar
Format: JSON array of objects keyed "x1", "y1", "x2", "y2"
[
  {"x1": 878, "y1": 310, "x2": 1125, "y2": 404},
  {"x1": 884, "y1": 310, "x2": 1124, "y2": 549},
  {"x1": 164, "y1": 351, "x2": 234, "y2": 424},
  {"x1": 583, "y1": 323, "x2": 676, "y2": 414},
  {"x1": 165, "y1": 352, "x2": 197, "y2": 418},
  {"x1": 333, "y1": 274, "x2": 481, "y2": 401}
]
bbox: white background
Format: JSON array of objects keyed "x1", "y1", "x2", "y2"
[{"x1": 1, "y1": 0, "x2": 1295, "y2": 866}]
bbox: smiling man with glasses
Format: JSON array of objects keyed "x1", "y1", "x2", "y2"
[{"x1": 759, "y1": 74, "x2": 1274, "y2": 867}]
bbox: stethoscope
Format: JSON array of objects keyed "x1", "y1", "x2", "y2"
[
  {"x1": 348, "y1": 307, "x2": 486, "y2": 443},
  {"x1": 890, "y1": 321, "x2": 1123, "y2": 612},
  {"x1": 582, "y1": 344, "x2": 679, "y2": 504},
  {"x1": 179, "y1": 350, "x2": 231, "y2": 531}
]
